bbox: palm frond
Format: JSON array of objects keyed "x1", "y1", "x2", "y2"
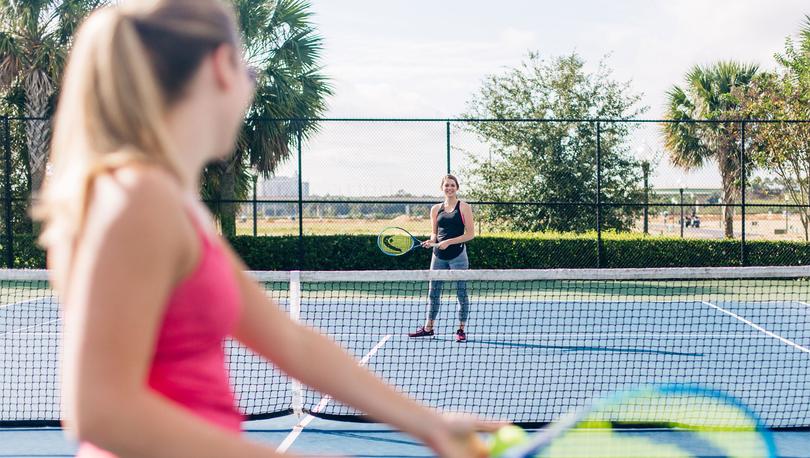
[
  {"x1": 207, "y1": 0, "x2": 331, "y2": 234},
  {"x1": 799, "y1": 14, "x2": 810, "y2": 54}
]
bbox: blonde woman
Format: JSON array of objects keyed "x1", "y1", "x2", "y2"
[
  {"x1": 409, "y1": 175, "x2": 475, "y2": 342},
  {"x1": 35, "y1": 1, "x2": 495, "y2": 457}
]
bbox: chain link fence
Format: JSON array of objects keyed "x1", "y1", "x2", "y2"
[{"x1": 2, "y1": 117, "x2": 810, "y2": 268}]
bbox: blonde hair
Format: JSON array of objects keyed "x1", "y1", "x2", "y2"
[{"x1": 35, "y1": 0, "x2": 240, "y2": 251}]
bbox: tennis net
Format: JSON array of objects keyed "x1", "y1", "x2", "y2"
[{"x1": 1, "y1": 267, "x2": 809, "y2": 428}]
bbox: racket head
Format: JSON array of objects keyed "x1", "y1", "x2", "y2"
[
  {"x1": 377, "y1": 226, "x2": 420, "y2": 256},
  {"x1": 504, "y1": 384, "x2": 777, "y2": 458}
]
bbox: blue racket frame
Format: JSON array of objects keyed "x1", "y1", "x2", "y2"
[
  {"x1": 502, "y1": 383, "x2": 778, "y2": 458},
  {"x1": 377, "y1": 226, "x2": 429, "y2": 256}
]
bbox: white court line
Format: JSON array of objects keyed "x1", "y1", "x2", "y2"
[
  {"x1": 701, "y1": 300, "x2": 810, "y2": 354},
  {"x1": 275, "y1": 334, "x2": 392, "y2": 453},
  {"x1": 0, "y1": 332, "x2": 60, "y2": 337},
  {"x1": 0, "y1": 331, "x2": 775, "y2": 339},
  {"x1": 0, "y1": 296, "x2": 57, "y2": 310},
  {"x1": 298, "y1": 298, "x2": 710, "y2": 305},
  {"x1": 324, "y1": 332, "x2": 766, "y2": 339},
  {"x1": 0, "y1": 318, "x2": 61, "y2": 338},
  {"x1": 798, "y1": 301, "x2": 810, "y2": 308}
]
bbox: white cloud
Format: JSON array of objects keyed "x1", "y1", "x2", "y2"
[
  {"x1": 499, "y1": 27, "x2": 538, "y2": 49},
  {"x1": 298, "y1": 0, "x2": 809, "y2": 193}
]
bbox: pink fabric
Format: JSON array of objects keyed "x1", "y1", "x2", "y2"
[{"x1": 76, "y1": 223, "x2": 243, "y2": 457}]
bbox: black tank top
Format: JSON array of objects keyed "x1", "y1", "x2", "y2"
[{"x1": 434, "y1": 201, "x2": 465, "y2": 260}]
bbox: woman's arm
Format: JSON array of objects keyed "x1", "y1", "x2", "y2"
[
  {"x1": 436, "y1": 202, "x2": 475, "y2": 249},
  {"x1": 422, "y1": 204, "x2": 440, "y2": 247},
  {"x1": 59, "y1": 170, "x2": 285, "y2": 458},
  {"x1": 226, "y1": 245, "x2": 493, "y2": 457}
]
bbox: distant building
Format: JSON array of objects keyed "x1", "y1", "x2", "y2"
[
  {"x1": 256, "y1": 174, "x2": 309, "y2": 198},
  {"x1": 254, "y1": 175, "x2": 309, "y2": 218}
]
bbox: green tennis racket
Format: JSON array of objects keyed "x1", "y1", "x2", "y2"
[
  {"x1": 377, "y1": 226, "x2": 432, "y2": 256},
  {"x1": 497, "y1": 384, "x2": 776, "y2": 458}
]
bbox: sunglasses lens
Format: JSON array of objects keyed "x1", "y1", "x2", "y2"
[{"x1": 247, "y1": 67, "x2": 258, "y2": 84}]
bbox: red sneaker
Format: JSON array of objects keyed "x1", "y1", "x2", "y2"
[
  {"x1": 408, "y1": 327, "x2": 435, "y2": 338},
  {"x1": 455, "y1": 329, "x2": 467, "y2": 343}
]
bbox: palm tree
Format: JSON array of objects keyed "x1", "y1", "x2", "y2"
[
  {"x1": 663, "y1": 61, "x2": 759, "y2": 238},
  {"x1": 203, "y1": 0, "x2": 332, "y2": 237},
  {"x1": 0, "y1": 0, "x2": 107, "y2": 194}
]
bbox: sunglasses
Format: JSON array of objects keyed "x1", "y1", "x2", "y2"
[{"x1": 246, "y1": 66, "x2": 259, "y2": 85}]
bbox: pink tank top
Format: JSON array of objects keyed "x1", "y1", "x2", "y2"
[{"x1": 77, "y1": 217, "x2": 243, "y2": 457}]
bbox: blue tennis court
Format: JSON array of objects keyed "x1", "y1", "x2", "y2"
[
  {"x1": 3, "y1": 418, "x2": 810, "y2": 457},
  {"x1": 2, "y1": 269, "x2": 810, "y2": 456}
]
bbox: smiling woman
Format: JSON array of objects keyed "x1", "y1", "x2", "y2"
[{"x1": 409, "y1": 174, "x2": 476, "y2": 343}]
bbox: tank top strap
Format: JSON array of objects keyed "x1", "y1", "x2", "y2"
[{"x1": 182, "y1": 201, "x2": 216, "y2": 249}]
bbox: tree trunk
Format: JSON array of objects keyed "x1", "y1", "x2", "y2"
[
  {"x1": 720, "y1": 167, "x2": 736, "y2": 239},
  {"x1": 802, "y1": 213, "x2": 808, "y2": 242},
  {"x1": 25, "y1": 111, "x2": 50, "y2": 193},
  {"x1": 24, "y1": 77, "x2": 52, "y2": 194},
  {"x1": 219, "y1": 165, "x2": 237, "y2": 237},
  {"x1": 24, "y1": 79, "x2": 53, "y2": 236}
]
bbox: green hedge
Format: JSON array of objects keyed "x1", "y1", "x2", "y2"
[
  {"x1": 6, "y1": 233, "x2": 810, "y2": 270},
  {"x1": 228, "y1": 233, "x2": 810, "y2": 270},
  {"x1": 5, "y1": 234, "x2": 46, "y2": 269}
]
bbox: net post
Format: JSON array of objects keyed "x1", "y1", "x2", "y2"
[{"x1": 288, "y1": 270, "x2": 304, "y2": 417}]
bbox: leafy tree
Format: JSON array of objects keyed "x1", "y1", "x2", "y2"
[
  {"x1": 461, "y1": 52, "x2": 646, "y2": 233},
  {"x1": 663, "y1": 61, "x2": 759, "y2": 238},
  {"x1": 738, "y1": 16, "x2": 810, "y2": 239},
  {"x1": 0, "y1": 0, "x2": 106, "y2": 195}
]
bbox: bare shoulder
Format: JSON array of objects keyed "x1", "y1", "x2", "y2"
[
  {"x1": 91, "y1": 166, "x2": 184, "y2": 221},
  {"x1": 82, "y1": 165, "x2": 192, "y2": 256},
  {"x1": 430, "y1": 203, "x2": 441, "y2": 213},
  {"x1": 459, "y1": 201, "x2": 473, "y2": 212}
]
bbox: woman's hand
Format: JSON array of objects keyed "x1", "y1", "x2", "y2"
[
  {"x1": 435, "y1": 240, "x2": 452, "y2": 250},
  {"x1": 425, "y1": 415, "x2": 503, "y2": 458},
  {"x1": 421, "y1": 239, "x2": 435, "y2": 248}
]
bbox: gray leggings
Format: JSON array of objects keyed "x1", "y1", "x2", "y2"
[{"x1": 427, "y1": 248, "x2": 470, "y2": 322}]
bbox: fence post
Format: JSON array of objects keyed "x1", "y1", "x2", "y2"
[
  {"x1": 3, "y1": 116, "x2": 12, "y2": 268},
  {"x1": 678, "y1": 188, "x2": 684, "y2": 238},
  {"x1": 446, "y1": 121, "x2": 451, "y2": 174},
  {"x1": 297, "y1": 129, "x2": 304, "y2": 269},
  {"x1": 252, "y1": 174, "x2": 258, "y2": 237},
  {"x1": 642, "y1": 161, "x2": 650, "y2": 235},
  {"x1": 740, "y1": 121, "x2": 747, "y2": 266},
  {"x1": 596, "y1": 121, "x2": 603, "y2": 268}
]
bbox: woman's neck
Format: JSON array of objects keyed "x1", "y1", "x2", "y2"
[{"x1": 444, "y1": 196, "x2": 458, "y2": 206}]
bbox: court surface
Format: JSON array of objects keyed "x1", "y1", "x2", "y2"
[
  {"x1": 2, "y1": 278, "x2": 810, "y2": 456},
  {"x1": 2, "y1": 418, "x2": 810, "y2": 457}
]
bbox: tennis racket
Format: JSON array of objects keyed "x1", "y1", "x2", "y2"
[
  {"x1": 499, "y1": 384, "x2": 776, "y2": 458},
  {"x1": 377, "y1": 226, "x2": 432, "y2": 256}
]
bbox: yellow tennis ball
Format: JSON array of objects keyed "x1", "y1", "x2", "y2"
[{"x1": 489, "y1": 425, "x2": 528, "y2": 457}]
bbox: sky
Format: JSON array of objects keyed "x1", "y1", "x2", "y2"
[{"x1": 267, "y1": 0, "x2": 809, "y2": 197}]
